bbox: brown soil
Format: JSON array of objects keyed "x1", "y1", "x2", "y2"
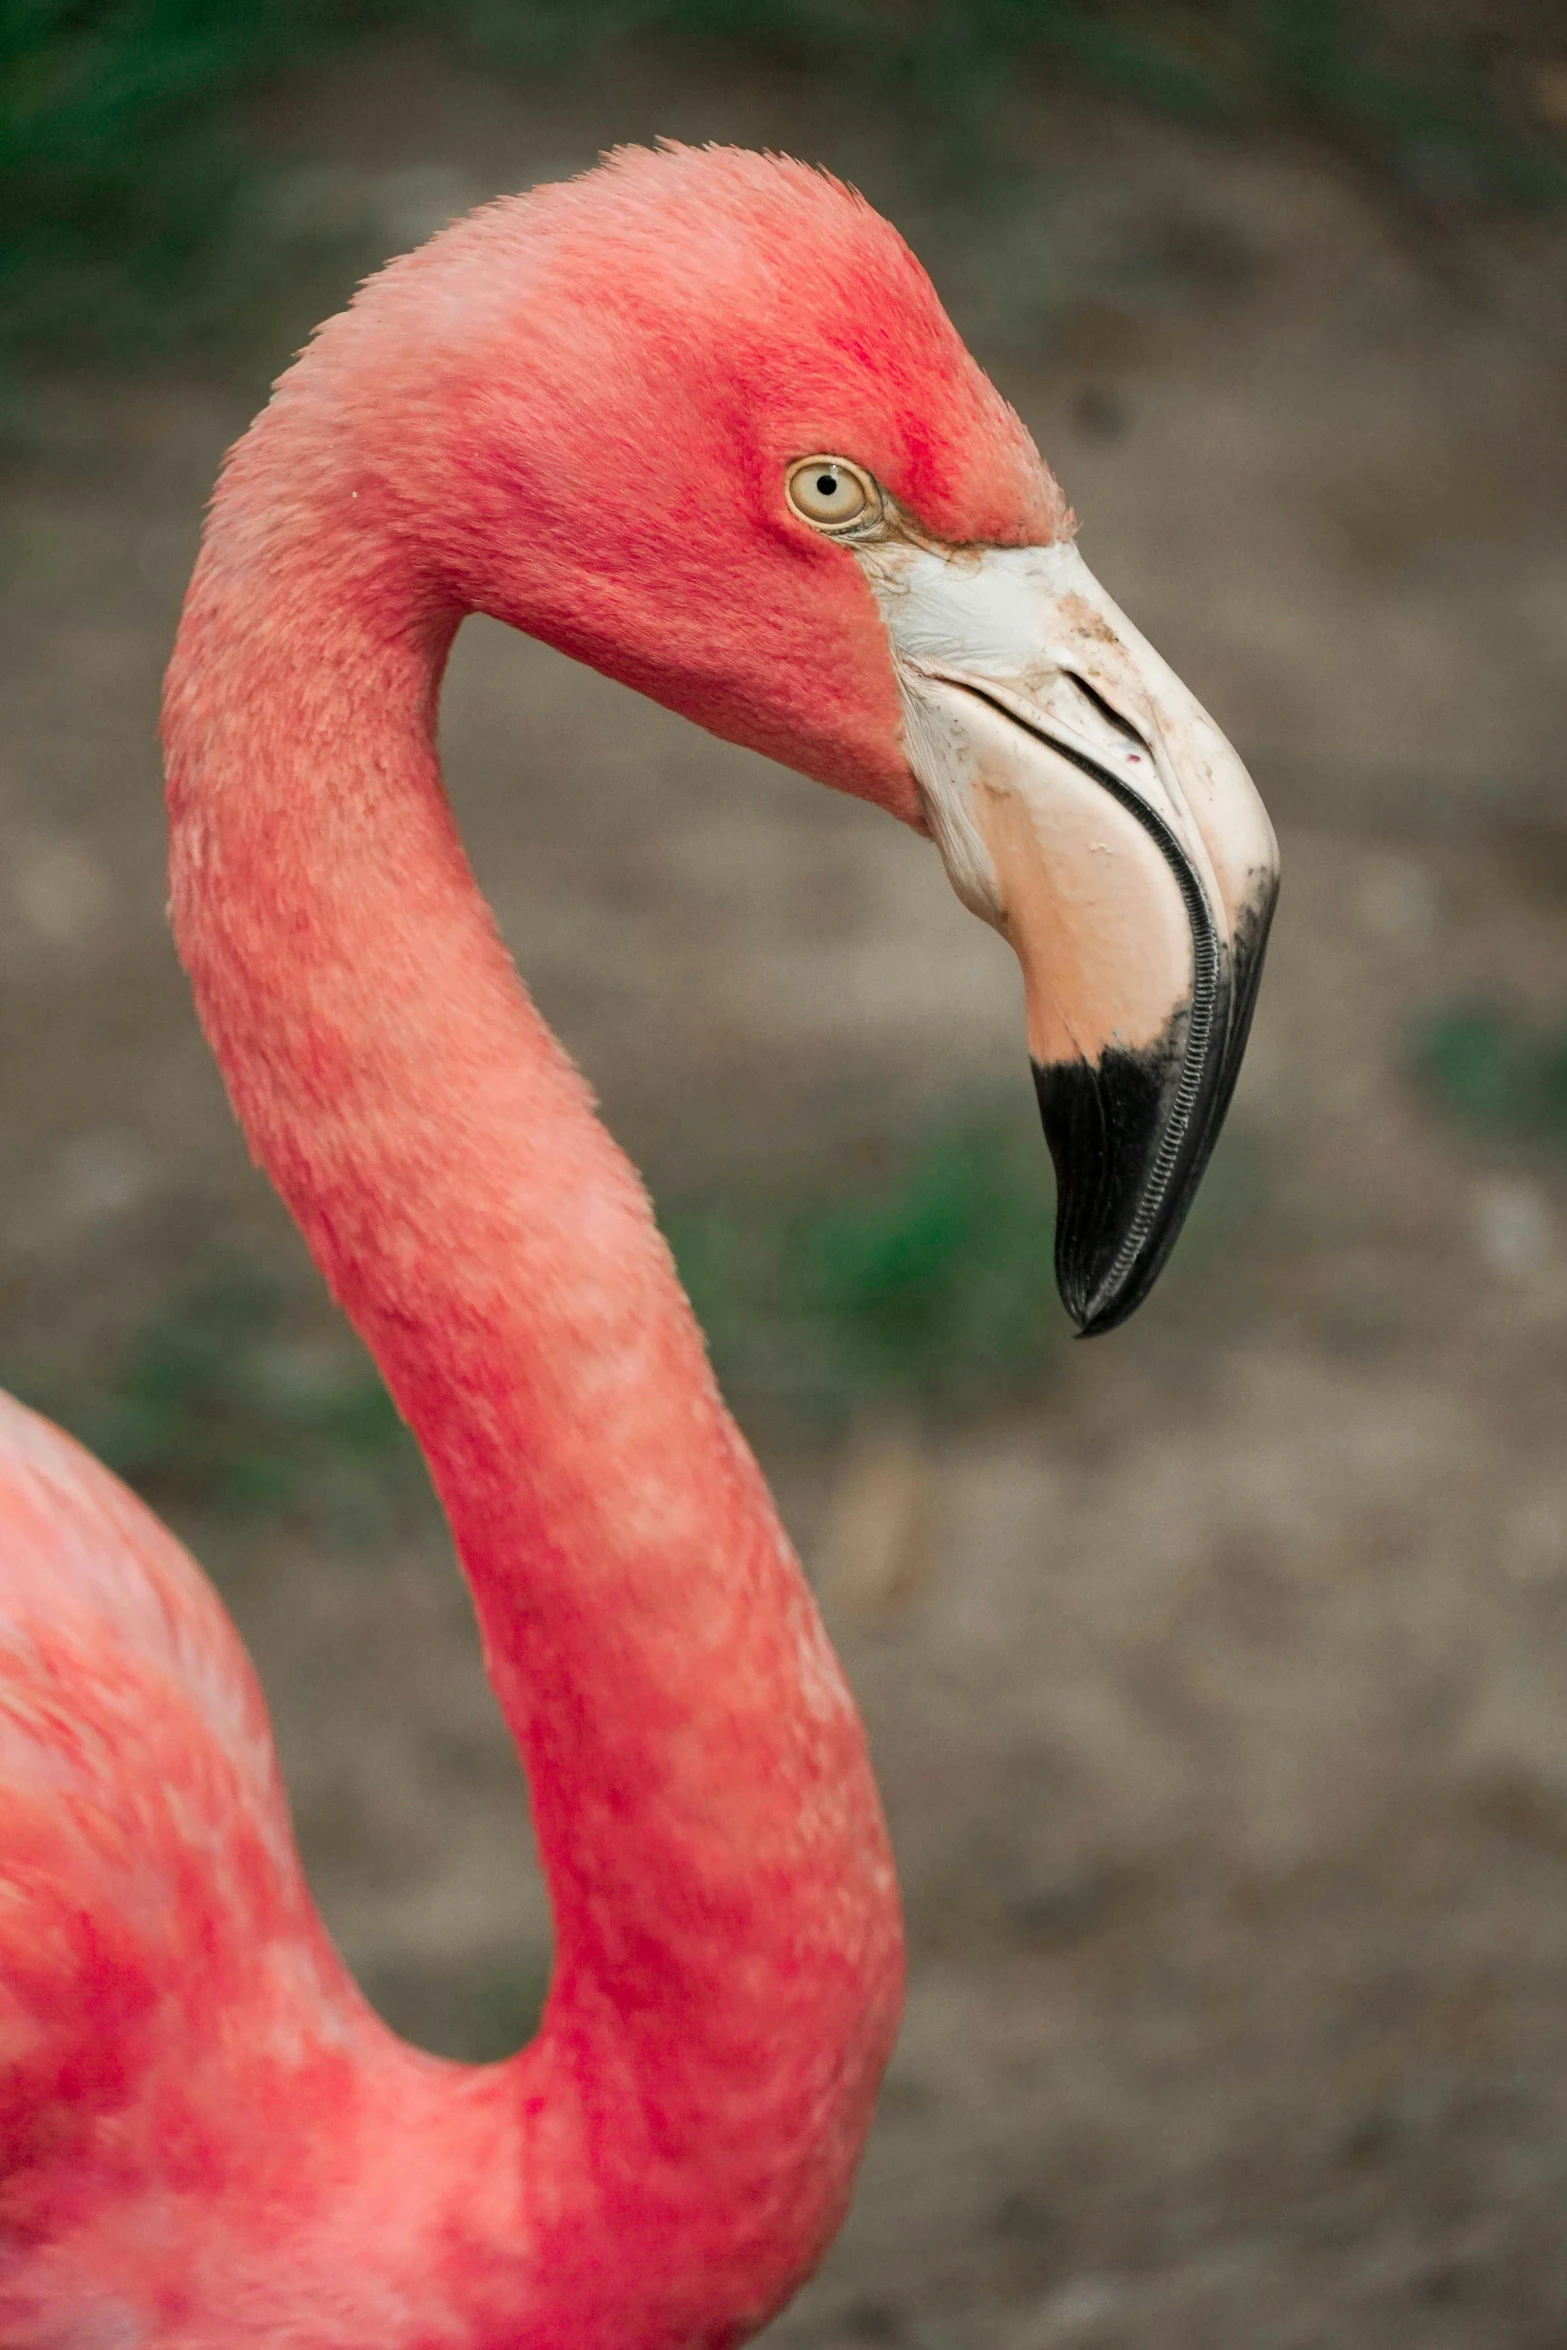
[{"x1": 5, "y1": 37, "x2": 1567, "y2": 2349}]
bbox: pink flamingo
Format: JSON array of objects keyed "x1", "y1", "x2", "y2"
[{"x1": 0, "y1": 148, "x2": 1276, "y2": 2346}]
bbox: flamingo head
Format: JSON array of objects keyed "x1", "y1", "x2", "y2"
[{"x1": 296, "y1": 144, "x2": 1279, "y2": 1334}]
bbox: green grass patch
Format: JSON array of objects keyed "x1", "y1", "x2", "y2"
[
  {"x1": 1417, "y1": 1005, "x2": 1567, "y2": 1148},
  {"x1": 1, "y1": 0, "x2": 320, "y2": 361},
  {"x1": 664, "y1": 1103, "x2": 1066, "y2": 1418},
  {"x1": 5, "y1": 1, "x2": 1563, "y2": 372},
  {"x1": 13, "y1": 1255, "x2": 416, "y2": 1528}
]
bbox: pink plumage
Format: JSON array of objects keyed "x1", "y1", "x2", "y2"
[{"x1": 0, "y1": 146, "x2": 1073, "y2": 2345}]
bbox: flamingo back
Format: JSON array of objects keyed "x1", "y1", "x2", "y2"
[{"x1": 0, "y1": 1391, "x2": 384, "y2": 2311}]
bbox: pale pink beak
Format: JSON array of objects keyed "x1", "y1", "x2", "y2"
[{"x1": 856, "y1": 537, "x2": 1279, "y2": 1333}]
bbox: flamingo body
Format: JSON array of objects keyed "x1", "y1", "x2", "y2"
[{"x1": 0, "y1": 1396, "x2": 501, "y2": 2337}]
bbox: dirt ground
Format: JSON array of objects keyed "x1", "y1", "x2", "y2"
[{"x1": 5, "y1": 35, "x2": 1567, "y2": 2349}]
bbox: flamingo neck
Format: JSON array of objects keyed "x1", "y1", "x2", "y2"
[{"x1": 161, "y1": 482, "x2": 901, "y2": 2345}]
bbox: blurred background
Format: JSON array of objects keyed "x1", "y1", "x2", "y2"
[{"x1": 5, "y1": 3, "x2": 1567, "y2": 2342}]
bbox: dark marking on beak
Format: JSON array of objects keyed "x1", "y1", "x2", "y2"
[{"x1": 1034, "y1": 884, "x2": 1276, "y2": 1336}]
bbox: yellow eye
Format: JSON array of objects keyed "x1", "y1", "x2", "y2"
[{"x1": 786, "y1": 456, "x2": 879, "y2": 531}]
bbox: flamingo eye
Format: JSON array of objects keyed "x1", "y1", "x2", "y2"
[{"x1": 786, "y1": 457, "x2": 880, "y2": 531}]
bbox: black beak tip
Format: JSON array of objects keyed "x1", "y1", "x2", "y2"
[
  {"x1": 1030, "y1": 877, "x2": 1277, "y2": 1340},
  {"x1": 1032, "y1": 1044, "x2": 1180, "y2": 1339},
  {"x1": 1062, "y1": 1252, "x2": 1160, "y2": 1341},
  {"x1": 1053, "y1": 1255, "x2": 1114, "y2": 1340},
  {"x1": 1070, "y1": 1291, "x2": 1135, "y2": 1342}
]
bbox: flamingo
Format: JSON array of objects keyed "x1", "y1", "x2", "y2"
[{"x1": 0, "y1": 146, "x2": 1278, "y2": 2348}]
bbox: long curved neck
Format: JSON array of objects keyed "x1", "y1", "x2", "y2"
[{"x1": 162, "y1": 466, "x2": 901, "y2": 2344}]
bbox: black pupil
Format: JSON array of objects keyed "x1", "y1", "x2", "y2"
[{"x1": 816, "y1": 473, "x2": 838, "y2": 497}]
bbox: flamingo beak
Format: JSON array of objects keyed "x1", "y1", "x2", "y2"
[{"x1": 856, "y1": 537, "x2": 1279, "y2": 1335}]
